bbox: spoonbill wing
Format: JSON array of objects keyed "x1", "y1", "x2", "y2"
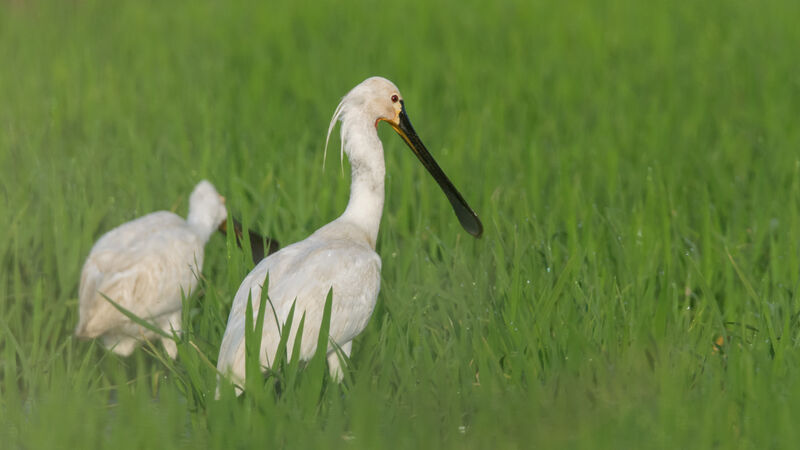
[
  {"x1": 76, "y1": 212, "x2": 204, "y2": 338},
  {"x1": 216, "y1": 235, "x2": 381, "y2": 386}
]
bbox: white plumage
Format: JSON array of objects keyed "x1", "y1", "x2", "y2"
[
  {"x1": 76, "y1": 180, "x2": 227, "y2": 358},
  {"x1": 216, "y1": 77, "x2": 482, "y2": 394}
]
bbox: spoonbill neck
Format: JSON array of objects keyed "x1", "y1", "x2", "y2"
[
  {"x1": 339, "y1": 118, "x2": 386, "y2": 248},
  {"x1": 187, "y1": 218, "x2": 217, "y2": 244}
]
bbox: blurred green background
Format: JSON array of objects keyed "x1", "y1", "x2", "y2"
[{"x1": 1, "y1": 0, "x2": 799, "y2": 448}]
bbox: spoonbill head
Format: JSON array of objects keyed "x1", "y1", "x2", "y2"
[
  {"x1": 216, "y1": 77, "x2": 481, "y2": 395},
  {"x1": 327, "y1": 77, "x2": 483, "y2": 237},
  {"x1": 188, "y1": 180, "x2": 228, "y2": 238}
]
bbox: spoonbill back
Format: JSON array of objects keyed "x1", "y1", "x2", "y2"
[
  {"x1": 216, "y1": 77, "x2": 482, "y2": 393},
  {"x1": 75, "y1": 180, "x2": 228, "y2": 358}
]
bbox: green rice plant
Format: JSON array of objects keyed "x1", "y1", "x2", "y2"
[{"x1": 2, "y1": 0, "x2": 800, "y2": 448}]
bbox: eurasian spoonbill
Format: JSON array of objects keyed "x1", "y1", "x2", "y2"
[
  {"x1": 76, "y1": 180, "x2": 228, "y2": 358},
  {"x1": 216, "y1": 77, "x2": 482, "y2": 393}
]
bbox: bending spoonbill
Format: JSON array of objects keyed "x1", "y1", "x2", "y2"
[
  {"x1": 216, "y1": 77, "x2": 482, "y2": 393},
  {"x1": 76, "y1": 180, "x2": 229, "y2": 358}
]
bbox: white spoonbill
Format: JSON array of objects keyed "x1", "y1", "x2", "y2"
[
  {"x1": 75, "y1": 180, "x2": 228, "y2": 358},
  {"x1": 216, "y1": 77, "x2": 482, "y2": 393}
]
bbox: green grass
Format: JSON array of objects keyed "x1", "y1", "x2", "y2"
[{"x1": 2, "y1": 0, "x2": 800, "y2": 447}]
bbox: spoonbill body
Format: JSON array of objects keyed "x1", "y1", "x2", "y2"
[
  {"x1": 75, "y1": 180, "x2": 227, "y2": 358},
  {"x1": 216, "y1": 77, "x2": 482, "y2": 393}
]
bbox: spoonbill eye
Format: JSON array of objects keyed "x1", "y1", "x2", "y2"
[{"x1": 391, "y1": 94, "x2": 399, "y2": 103}]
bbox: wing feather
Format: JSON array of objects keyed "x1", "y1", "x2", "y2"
[
  {"x1": 216, "y1": 236, "x2": 381, "y2": 386},
  {"x1": 76, "y1": 211, "x2": 204, "y2": 338}
]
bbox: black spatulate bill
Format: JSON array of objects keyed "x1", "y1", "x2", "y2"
[
  {"x1": 218, "y1": 217, "x2": 280, "y2": 264},
  {"x1": 389, "y1": 101, "x2": 483, "y2": 237}
]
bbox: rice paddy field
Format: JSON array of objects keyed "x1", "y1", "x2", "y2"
[{"x1": 1, "y1": 0, "x2": 800, "y2": 448}]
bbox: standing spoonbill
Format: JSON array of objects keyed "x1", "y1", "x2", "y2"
[
  {"x1": 76, "y1": 180, "x2": 230, "y2": 358},
  {"x1": 216, "y1": 77, "x2": 482, "y2": 393}
]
